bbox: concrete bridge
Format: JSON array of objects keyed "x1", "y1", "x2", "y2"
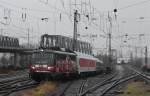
[{"x1": 0, "y1": 35, "x2": 35, "y2": 69}]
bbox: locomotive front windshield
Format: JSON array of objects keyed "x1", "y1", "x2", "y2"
[{"x1": 32, "y1": 52, "x2": 54, "y2": 64}]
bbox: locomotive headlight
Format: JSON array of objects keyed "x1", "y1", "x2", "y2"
[
  {"x1": 31, "y1": 66, "x2": 35, "y2": 69},
  {"x1": 47, "y1": 67, "x2": 52, "y2": 70},
  {"x1": 47, "y1": 67, "x2": 51, "y2": 69}
]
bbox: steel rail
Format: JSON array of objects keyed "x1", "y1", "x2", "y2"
[
  {"x1": 0, "y1": 75, "x2": 29, "y2": 84},
  {"x1": 59, "y1": 81, "x2": 74, "y2": 96},
  {"x1": 0, "y1": 78, "x2": 31, "y2": 90},
  {"x1": 76, "y1": 79, "x2": 88, "y2": 96},
  {"x1": 79, "y1": 73, "x2": 118, "y2": 96},
  {"x1": 99, "y1": 74, "x2": 138, "y2": 96},
  {"x1": 0, "y1": 79, "x2": 39, "y2": 96}
]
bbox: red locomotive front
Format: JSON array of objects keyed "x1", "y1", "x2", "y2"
[{"x1": 29, "y1": 49, "x2": 77, "y2": 80}]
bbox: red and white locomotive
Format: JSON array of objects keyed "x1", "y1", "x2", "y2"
[{"x1": 29, "y1": 48, "x2": 105, "y2": 80}]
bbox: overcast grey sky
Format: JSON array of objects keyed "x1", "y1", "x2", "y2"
[{"x1": 0, "y1": 0, "x2": 150, "y2": 56}]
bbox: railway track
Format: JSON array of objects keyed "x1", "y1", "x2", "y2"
[
  {"x1": 77, "y1": 73, "x2": 117, "y2": 96},
  {"x1": 73, "y1": 73, "x2": 138, "y2": 96},
  {"x1": 128, "y1": 67, "x2": 150, "y2": 80},
  {"x1": 98, "y1": 74, "x2": 138, "y2": 96},
  {"x1": 0, "y1": 70, "x2": 38, "y2": 96},
  {"x1": 0, "y1": 77, "x2": 38, "y2": 96},
  {"x1": 0, "y1": 70, "x2": 28, "y2": 82},
  {"x1": 58, "y1": 81, "x2": 75, "y2": 96},
  {"x1": 55, "y1": 72, "x2": 117, "y2": 96},
  {"x1": 87, "y1": 66, "x2": 150, "y2": 96},
  {"x1": 73, "y1": 65, "x2": 141, "y2": 96},
  {"x1": 4, "y1": 65, "x2": 150, "y2": 96},
  {"x1": 76, "y1": 79, "x2": 88, "y2": 96}
]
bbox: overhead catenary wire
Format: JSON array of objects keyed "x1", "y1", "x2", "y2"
[
  {"x1": 118, "y1": 0, "x2": 150, "y2": 10},
  {"x1": 0, "y1": 0, "x2": 116, "y2": 21},
  {"x1": 113, "y1": 0, "x2": 119, "y2": 8},
  {"x1": 52, "y1": 0, "x2": 112, "y2": 37},
  {"x1": 37, "y1": 0, "x2": 72, "y2": 16},
  {"x1": 0, "y1": 1, "x2": 59, "y2": 37},
  {"x1": 0, "y1": 0, "x2": 60, "y2": 29},
  {"x1": 0, "y1": 19, "x2": 37, "y2": 36},
  {"x1": 0, "y1": 3, "x2": 54, "y2": 21},
  {"x1": 51, "y1": 1, "x2": 111, "y2": 35},
  {"x1": 0, "y1": 0, "x2": 52, "y2": 13},
  {"x1": 0, "y1": 0, "x2": 115, "y2": 48}
]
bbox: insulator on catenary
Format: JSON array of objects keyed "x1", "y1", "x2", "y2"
[{"x1": 60, "y1": 13, "x2": 62, "y2": 21}]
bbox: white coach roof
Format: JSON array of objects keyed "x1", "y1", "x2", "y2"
[{"x1": 74, "y1": 51, "x2": 103, "y2": 63}]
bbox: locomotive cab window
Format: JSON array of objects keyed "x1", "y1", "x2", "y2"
[{"x1": 31, "y1": 52, "x2": 54, "y2": 65}]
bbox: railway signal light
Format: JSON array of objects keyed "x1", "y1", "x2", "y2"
[
  {"x1": 113, "y1": 9, "x2": 117, "y2": 20},
  {"x1": 85, "y1": 26, "x2": 88, "y2": 29},
  {"x1": 114, "y1": 9, "x2": 117, "y2": 13}
]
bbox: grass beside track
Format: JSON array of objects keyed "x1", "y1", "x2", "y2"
[
  {"x1": 22, "y1": 81, "x2": 57, "y2": 96},
  {"x1": 119, "y1": 81, "x2": 150, "y2": 96}
]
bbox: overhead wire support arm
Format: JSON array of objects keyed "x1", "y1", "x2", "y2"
[{"x1": 118, "y1": 0, "x2": 150, "y2": 10}]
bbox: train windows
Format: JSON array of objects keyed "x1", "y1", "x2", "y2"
[{"x1": 31, "y1": 52, "x2": 54, "y2": 65}]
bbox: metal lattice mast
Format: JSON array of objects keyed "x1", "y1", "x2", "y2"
[{"x1": 73, "y1": 10, "x2": 78, "y2": 51}]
